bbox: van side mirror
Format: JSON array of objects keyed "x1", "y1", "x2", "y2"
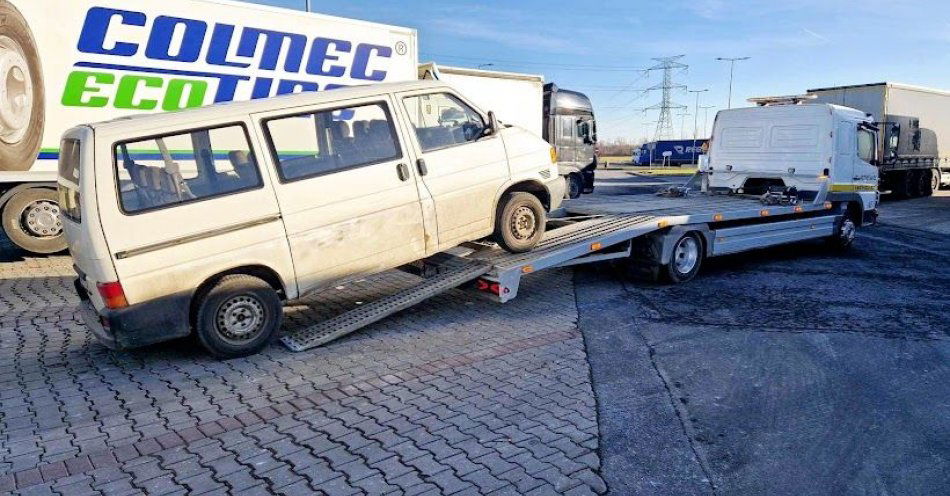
[{"x1": 486, "y1": 111, "x2": 499, "y2": 137}]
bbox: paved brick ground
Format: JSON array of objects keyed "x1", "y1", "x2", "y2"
[{"x1": 0, "y1": 255, "x2": 606, "y2": 495}]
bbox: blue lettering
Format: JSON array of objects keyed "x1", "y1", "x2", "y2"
[
  {"x1": 207, "y1": 24, "x2": 250, "y2": 68},
  {"x1": 212, "y1": 75, "x2": 247, "y2": 103},
  {"x1": 306, "y1": 38, "x2": 351, "y2": 77},
  {"x1": 252, "y1": 78, "x2": 273, "y2": 99},
  {"x1": 238, "y1": 29, "x2": 307, "y2": 72},
  {"x1": 145, "y1": 16, "x2": 207, "y2": 62},
  {"x1": 276, "y1": 80, "x2": 319, "y2": 95},
  {"x1": 78, "y1": 7, "x2": 145, "y2": 56},
  {"x1": 352, "y1": 44, "x2": 391, "y2": 81}
]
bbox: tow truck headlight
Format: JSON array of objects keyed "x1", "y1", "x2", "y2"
[{"x1": 550, "y1": 147, "x2": 558, "y2": 164}]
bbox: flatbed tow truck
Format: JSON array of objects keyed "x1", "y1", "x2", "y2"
[{"x1": 281, "y1": 177, "x2": 851, "y2": 352}]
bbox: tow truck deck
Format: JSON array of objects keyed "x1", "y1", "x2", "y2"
[{"x1": 281, "y1": 184, "x2": 842, "y2": 352}]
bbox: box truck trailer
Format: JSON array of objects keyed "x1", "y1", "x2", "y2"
[
  {"x1": 807, "y1": 82, "x2": 950, "y2": 198},
  {"x1": 419, "y1": 63, "x2": 598, "y2": 199},
  {"x1": 633, "y1": 139, "x2": 708, "y2": 166},
  {"x1": 0, "y1": 0, "x2": 419, "y2": 254}
]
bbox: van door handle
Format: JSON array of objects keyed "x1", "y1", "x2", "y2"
[
  {"x1": 397, "y1": 163, "x2": 410, "y2": 181},
  {"x1": 416, "y1": 158, "x2": 428, "y2": 176}
]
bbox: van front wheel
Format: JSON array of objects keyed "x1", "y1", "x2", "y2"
[
  {"x1": 494, "y1": 192, "x2": 546, "y2": 253},
  {"x1": 195, "y1": 275, "x2": 282, "y2": 359}
]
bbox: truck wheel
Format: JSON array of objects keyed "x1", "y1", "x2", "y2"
[
  {"x1": 0, "y1": 1, "x2": 45, "y2": 172},
  {"x1": 895, "y1": 170, "x2": 917, "y2": 198},
  {"x1": 1, "y1": 187, "x2": 66, "y2": 254},
  {"x1": 566, "y1": 173, "x2": 583, "y2": 199},
  {"x1": 195, "y1": 275, "x2": 282, "y2": 359},
  {"x1": 827, "y1": 217, "x2": 857, "y2": 251},
  {"x1": 927, "y1": 168, "x2": 939, "y2": 196},
  {"x1": 493, "y1": 192, "x2": 546, "y2": 253},
  {"x1": 916, "y1": 168, "x2": 933, "y2": 197},
  {"x1": 663, "y1": 232, "x2": 704, "y2": 284}
]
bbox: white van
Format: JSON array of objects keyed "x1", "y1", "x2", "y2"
[{"x1": 59, "y1": 80, "x2": 565, "y2": 358}]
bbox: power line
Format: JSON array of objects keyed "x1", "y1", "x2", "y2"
[{"x1": 420, "y1": 52, "x2": 647, "y2": 72}]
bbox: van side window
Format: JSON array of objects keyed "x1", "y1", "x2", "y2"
[
  {"x1": 265, "y1": 102, "x2": 401, "y2": 182},
  {"x1": 403, "y1": 93, "x2": 486, "y2": 152},
  {"x1": 114, "y1": 125, "x2": 262, "y2": 214}
]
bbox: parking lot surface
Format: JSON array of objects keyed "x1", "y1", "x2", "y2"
[{"x1": 1, "y1": 171, "x2": 948, "y2": 495}]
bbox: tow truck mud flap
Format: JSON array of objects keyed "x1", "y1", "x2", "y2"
[
  {"x1": 280, "y1": 262, "x2": 491, "y2": 352},
  {"x1": 711, "y1": 216, "x2": 837, "y2": 256}
]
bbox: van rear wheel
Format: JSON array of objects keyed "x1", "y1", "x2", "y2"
[
  {"x1": 195, "y1": 275, "x2": 282, "y2": 359},
  {"x1": 1, "y1": 187, "x2": 66, "y2": 254},
  {"x1": 493, "y1": 192, "x2": 546, "y2": 253}
]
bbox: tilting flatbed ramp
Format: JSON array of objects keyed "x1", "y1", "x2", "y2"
[{"x1": 280, "y1": 215, "x2": 658, "y2": 352}]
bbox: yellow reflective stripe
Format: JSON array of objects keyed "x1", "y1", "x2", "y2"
[{"x1": 829, "y1": 184, "x2": 876, "y2": 192}]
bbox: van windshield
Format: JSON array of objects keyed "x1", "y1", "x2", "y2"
[{"x1": 114, "y1": 124, "x2": 262, "y2": 214}]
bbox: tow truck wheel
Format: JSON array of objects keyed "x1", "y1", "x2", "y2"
[
  {"x1": 0, "y1": 1, "x2": 45, "y2": 172},
  {"x1": 566, "y1": 173, "x2": 583, "y2": 199},
  {"x1": 195, "y1": 275, "x2": 282, "y2": 359},
  {"x1": 827, "y1": 217, "x2": 857, "y2": 251},
  {"x1": 1, "y1": 187, "x2": 67, "y2": 254},
  {"x1": 493, "y1": 192, "x2": 546, "y2": 253},
  {"x1": 664, "y1": 232, "x2": 704, "y2": 283}
]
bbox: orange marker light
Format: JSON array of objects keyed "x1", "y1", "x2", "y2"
[
  {"x1": 794, "y1": 206, "x2": 804, "y2": 213},
  {"x1": 658, "y1": 220, "x2": 670, "y2": 228},
  {"x1": 824, "y1": 201, "x2": 833, "y2": 210},
  {"x1": 522, "y1": 266, "x2": 534, "y2": 274},
  {"x1": 760, "y1": 209, "x2": 770, "y2": 217},
  {"x1": 713, "y1": 214, "x2": 724, "y2": 222},
  {"x1": 590, "y1": 242, "x2": 603, "y2": 251}
]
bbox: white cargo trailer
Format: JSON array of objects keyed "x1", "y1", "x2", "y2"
[
  {"x1": 807, "y1": 82, "x2": 950, "y2": 197},
  {"x1": 0, "y1": 0, "x2": 418, "y2": 253}
]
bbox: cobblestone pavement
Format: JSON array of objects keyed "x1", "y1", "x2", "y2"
[{"x1": 0, "y1": 255, "x2": 606, "y2": 495}]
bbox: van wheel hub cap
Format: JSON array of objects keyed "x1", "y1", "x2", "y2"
[
  {"x1": 0, "y1": 35, "x2": 33, "y2": 144},
  {"x1": 216, "y1": 296, "x2": 265, "y2": 342},
  {"x1": 511, "y1": 206, "x2": 537, "y2": 240},
  {"x1": 22, "y1": 201, "x2": 62, "y2": 238},
  {"x1": 673, "y1": 237, "x2": 699, "y2": 274}
]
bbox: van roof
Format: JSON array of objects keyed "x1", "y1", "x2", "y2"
[
  {"x1": 86, "y1": 80, "x2": 451, "y2": 133},
  {"x1": 718, "y1": 102, "x2": 867, "y2": 120}
]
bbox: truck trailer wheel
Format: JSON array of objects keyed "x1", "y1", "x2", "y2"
[
  {"x1": 195, "y1": 275, "x2": 283, "y2": 359},
  {"x1": 664, "y1": 232, "x2": 704, "y2": 283},
  {"x1": 0, "y1": 1, "x2": 45, "y2": 172},
  {"x1": 493, "y1": 192, "x2": 546, "y2": 253},
  {"x1": 893, "y1": 170, "x2": 917, "y2": 198},
  {"x1": 1, "y1": 187, "x2": 66, "y2": 254},
  {"x1": 917, "y1": 168, "x2": 934, "y2": 197}
]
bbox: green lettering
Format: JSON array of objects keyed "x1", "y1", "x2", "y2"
[
  {"x1": 163, "y1": 79, "x2": 207, "y2": 111},
  {"x1": 61, "y1": 71, "x2": 114, "y2": 108},
  {"x1": 115, "y1": 75, "x2": 163, "y2": 110}
]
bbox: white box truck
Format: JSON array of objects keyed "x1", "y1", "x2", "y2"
[
  {"x1": 420, "y1": 63, "x2": 598, "y2": 199},
  {"x1": 0, "y1": 0, "x2": 418, "y2": 253},
  {"x1": 807, "y1": 82, "x2": 950, "y2": 197}
]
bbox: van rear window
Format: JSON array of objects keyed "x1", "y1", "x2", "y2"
[{"x1": 113, "y1": 124, "x2": 262, "y2": 214}]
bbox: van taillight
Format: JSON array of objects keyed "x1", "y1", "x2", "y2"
[{"x1": 97, "y1": 282, "x2": 129, "y2": 309}]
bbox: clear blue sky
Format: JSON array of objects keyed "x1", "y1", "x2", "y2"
[{"x1": 247, "y1": 0, "x2": 950, "y2": 142}]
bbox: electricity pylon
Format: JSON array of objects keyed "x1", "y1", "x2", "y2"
[{"x1": 642, "y1": 55, "x2": 688, "y2": 141}]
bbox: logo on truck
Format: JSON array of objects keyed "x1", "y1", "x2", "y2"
[{"x1": 64, "y1": 6, "x2": 398, "y2": 112}]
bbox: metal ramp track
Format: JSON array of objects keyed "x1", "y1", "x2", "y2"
[{"x1": 280, "y1": 262, "x2": 492, "y2": 352}]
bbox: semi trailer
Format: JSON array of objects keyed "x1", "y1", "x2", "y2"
[
  {"x1": 419, "y1": 63, "x2": 598, "y2": 199},
  {"x1": 807, "y1": 82, "x2": 950, "y2": 198},
  {"x1": 633, "y1": 139, "x2": 708, "y2": 166},
  {"x1": 0, "y1": 0, "x2": 419, "y2": 254}
]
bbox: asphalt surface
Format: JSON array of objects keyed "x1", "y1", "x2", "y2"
[{"x1": 581, "y1": 170, "x2": 950, "y2": 495}]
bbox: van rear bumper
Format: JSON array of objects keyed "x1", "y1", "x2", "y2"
[{"x1": 75, "y1": 279, "x2": 192, "y2": 350}]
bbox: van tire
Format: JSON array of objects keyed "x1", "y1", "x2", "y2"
[
  {"x1": 195, "y1": 275, "x2": 282, "y2": 359},
  {"x1": 0, "y1": 1, "x2": 45, "y2": 172},
  {"x1": 493, "y1": 192, "x2": 546, "y2": 253},
  {"x1": 1, "y1": 188, "x2": 66, "y2": 254}
]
